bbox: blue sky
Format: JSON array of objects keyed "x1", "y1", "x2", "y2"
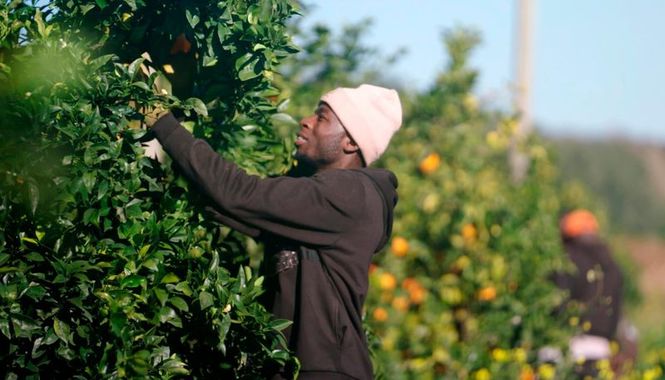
[{"x1": 300, "y1": 1, "x2": 665, "y2": 143}]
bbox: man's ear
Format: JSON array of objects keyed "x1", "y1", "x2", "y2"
[{"x1": 342, "y1": 134, "x2": 361, "y2": 154}]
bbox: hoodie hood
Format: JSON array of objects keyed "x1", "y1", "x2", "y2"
[{"x1": 355, "y1": 168, "x2": 398, "y2": 252}]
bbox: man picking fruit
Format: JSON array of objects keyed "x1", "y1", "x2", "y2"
[{"x1": 144, "y1": 84, "x2": 401, "y2": 380}]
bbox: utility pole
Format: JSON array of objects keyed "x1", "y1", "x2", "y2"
[{"x1": 510, "y1": 0, "x2": 534, "y2": 182}]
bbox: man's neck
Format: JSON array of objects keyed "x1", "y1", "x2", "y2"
[
  {"x1": 317, "y1": 154, "x2": 364, "y2": 172},
  {"x1": 318, "y1": 162, "x2": 361, "y2": 172},
  {"x1": 292, "y1": 156, "x2": 364, "y2": 176}
]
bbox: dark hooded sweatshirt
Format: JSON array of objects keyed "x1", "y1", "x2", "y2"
[
  {"x1": 553, "y1": 235, "x2": 623, "y2": 340},
  {"x1": 152, "y1": 113, "x2": 397, "y2": 380}
]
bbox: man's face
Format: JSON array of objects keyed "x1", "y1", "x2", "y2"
[{"x1": 295, "y1": 102, "x2": 348, "y2": 167}]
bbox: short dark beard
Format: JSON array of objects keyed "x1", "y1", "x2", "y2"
[
  {"x1": 291, "y1": 153, "x2": 318, "y2": 177},
  {"x1": 294, "y1": 129, "x2": 346, "y2": 172}
]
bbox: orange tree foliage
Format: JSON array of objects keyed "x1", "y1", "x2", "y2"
[
  {"x1": 0, "y1": 1, "x2": 299, "y2": 378},
  {"x1": 366, "y1": 29, "x2": 576, "y2": 379}
]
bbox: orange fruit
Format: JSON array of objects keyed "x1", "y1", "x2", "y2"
[
  {"x1": 392, "y1": 296, "x2": 410, "y2": 312},
  {"x1": 391, "y1": 236, "x2": 409, "y2": 257},
  {"x1": 379, "y1": 273, "x2": 397, "y2": 291},
  {"x1": 372, "y1": 307, "x2": 388, "y2": 322},
  {"x1": 402, "y1": 278, "x2": 426, "y2": 304},
  {"x1": 402, "y1": 277, "x2": 419, "y2": 292},
  {"x1": 409, "y1": 287, "x2": 427, "y2": 304},
  {"x1": 419, "y1": 153, "x2": 441, "y2": 175},
  {"x1": 461, "y1": 223, "x2": 477, "y2": 241},
  {"x1": 519, "y1": 367, "x2": 535, "y2": 380},
  {"x1": 368, "y1": 263, "x2": 378, "y2": 274},
  {"x1": 477, "y1": 286, "x2": 497, "y2": 301}
]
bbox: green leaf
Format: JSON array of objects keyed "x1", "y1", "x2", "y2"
[
  {"x1": 110, "y1": 313, "x2": 126, "y2": 335},
  {"x1": 158, "y1": 307, "x2": 181, "y2": 327},
  {"x1": 199, "y1": 291, "x2": 213, "y2": 310},
  {"x1": 202, "y1": 55, "x2": 218, "y2": 67},
  {"x1": 269, "y1": 319, "x2": 292, "y2": 331},
  {"x1": 271, "y1": 112, "x2": 297, "y2": 127},
  {"x1": 217, "y1": 24, "x2": 230, "y2": 44},
  {"x1": 185, "y1": 9, "x2": 199, "y2": 28},
  {"x1": 184, "y1": 98, "x2": 208, "y2": 117},
  {"x1": 121, "y1": 275, "x2": 145, "y2": 288},
  {"x1": 127, "y1": 57, "x2": 146, "y2": 79},
  {"x1": 271, "y1": 349, "x2": 291, "y2": 362},
  {"x1": 27, "y1": 181, "x2": 39, "y2": 215},
  {"x1": 161, "y1": 273, "x2": 180, "y2": 284},
  {"x1": 22, "y1": 284, "x2": 46, "y2": 300},
  {"x1": 138, "y1": 244, "x2": 151, "y2": 257},
  {"x1": 0, "y1": 284, "x2": 17, "y2": 300},
  {"x1": 217, "y1": 314, "x2": 232, "y2": 354},
  {"x1": 124, "y1": 0, "x2": 137, "y2": 11},
  {"x1": 132, "y1": 81, "x2": 150, "y2": 91},
  {"x1": 238, "y1": 60, "x2": 261, "y2": 81},
  {"x1": 97, "y1": 180, "x2": 109, "y2": 201},
  {"x1": 0, "y1": 318, "x2": 10, "y2": 339},
  {"x1": 175, "y1": 282, "x2": 193, "y2": 297},
  {"x1": 235, "y1": 53, "x2": 254, "y2": 71},
  {"x1": 209, "y1": 251, "x2": 219, "y2": 273},
  {"x1": 20, "y1": 236, "x2": 38, "y2": 245},
  {"x1": 247, "y1": 7, "x2": 259, "y2": 25},
  {"x1": 82, "y1": 171, "x2": 96, "y2": 192},
  {"x1": 154, "y1": 288, "x2": 168, "y2": 306},
  {"x1": 25, "y1": 252, "x2": 44, "y2": 262},
  {"x1": 53, "y1": 319, "x2": 71, "y2": 344},
  {"x1": 91, "y1": 54, "x2": 115, "y2": 70},
  {"x1": 143, "y1": 259, "x2": 158, "y2": 271},
  {"x1": 34, "y1": 10, "x2": 51, "y2": 38},
  {"x1": 12, "y1": 314, "x2": 40, "y2": 339},
  {"x1": 161, "y1": 358, "x2": 190, "y2": 374},
  {"x1": 169, "y1": 296, "x2": 189, "y2": 312}
]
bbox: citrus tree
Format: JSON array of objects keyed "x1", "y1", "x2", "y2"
[
  {"x1": 363, "y1": 29, "x2": 578, "y2": 380},
  {"x1": 0, "y1": 1, "x2": 299, "y2": 378}
]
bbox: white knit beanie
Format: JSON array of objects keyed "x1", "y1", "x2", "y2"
[{"x1": 320, "y1": 84, "x2": 402, "y2": 165}]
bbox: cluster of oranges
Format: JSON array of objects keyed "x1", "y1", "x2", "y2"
[
  {"x1": 372, "y1": 272, "x2": 428, "y2": 322},
  {"x1": 402, "y1": 277, "x2": 427, "y2": 305}
]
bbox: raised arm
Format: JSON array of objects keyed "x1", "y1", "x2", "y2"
[{"x1": 151, "y1": 113, "x2": 364, "y2": 246}]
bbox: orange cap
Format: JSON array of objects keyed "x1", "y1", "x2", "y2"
[{"x1": 560, "y1": 209, "x2": 599, "y2": 238}]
